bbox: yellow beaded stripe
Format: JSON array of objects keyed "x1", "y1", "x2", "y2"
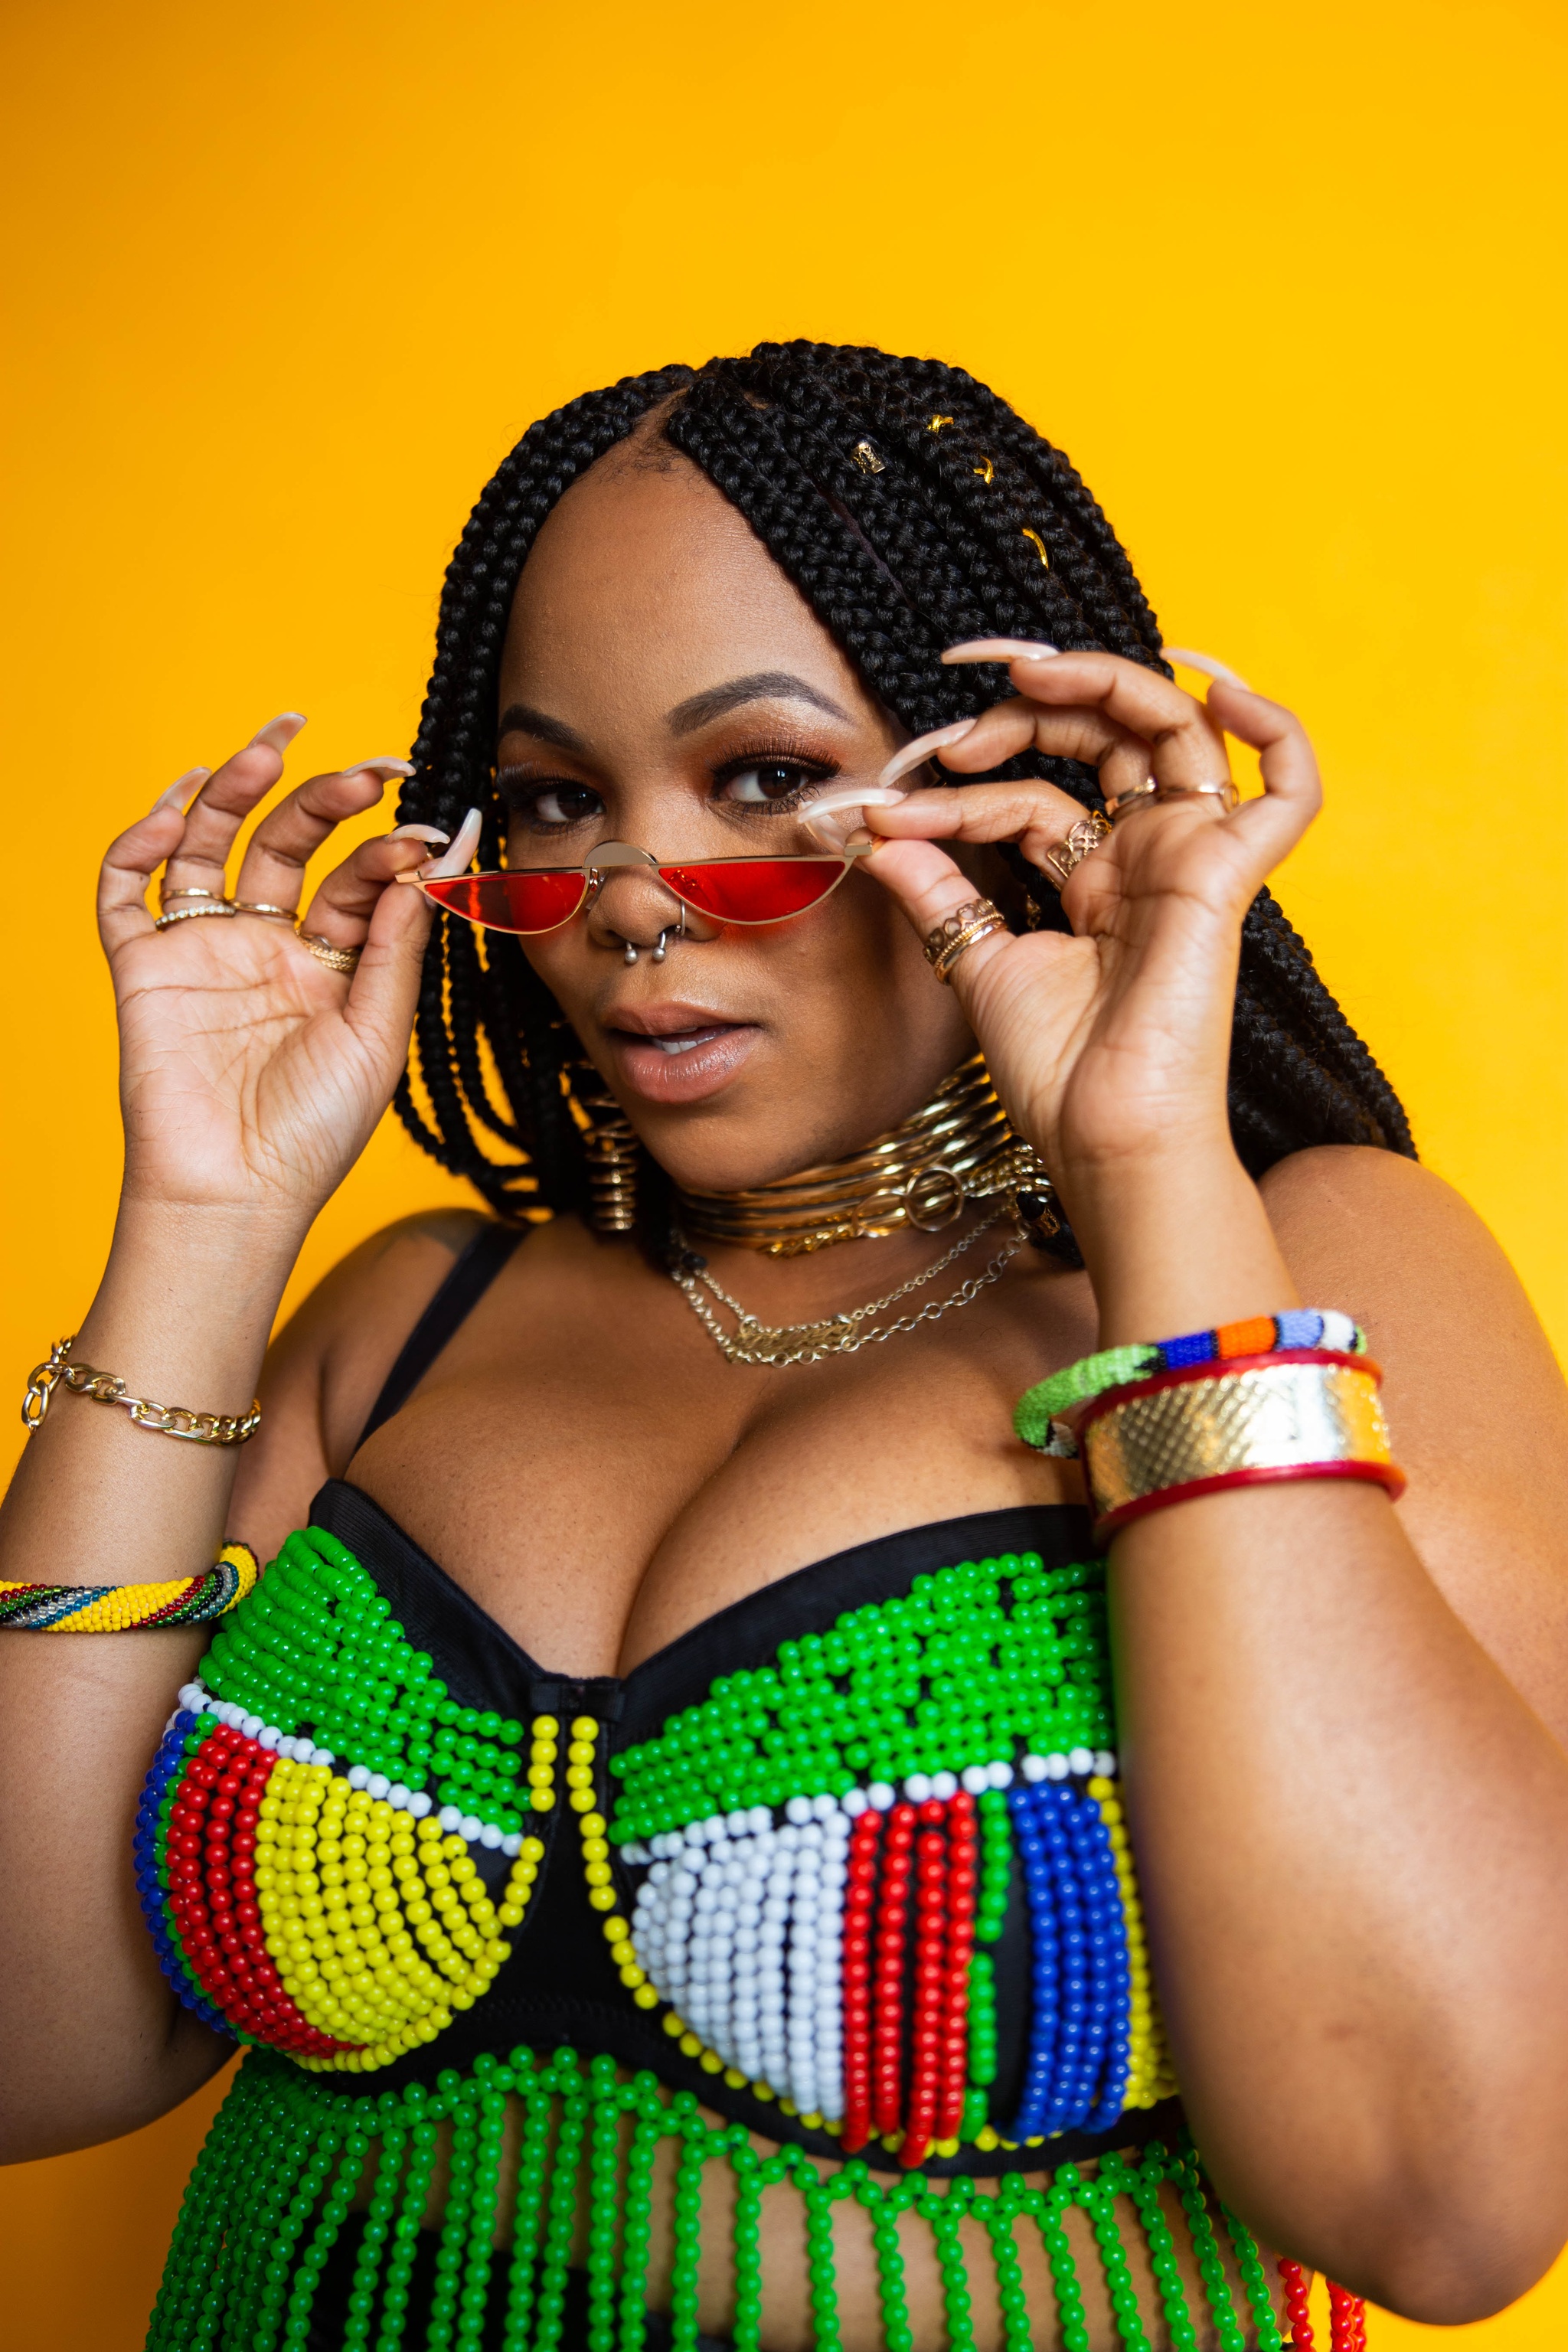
[
  {"x1": 1092, "y1": 1775, "x2": 1177, "y2": 2109},
  {"x1": 254, "y1": 1724, "x2": 560, "y2": 2074},
  {"x1": 0, "y1": 1541, "x2": 259, "y2": 1632}
]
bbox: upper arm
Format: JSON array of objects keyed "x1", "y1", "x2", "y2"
[
  {"x1": 1261, "y1": 1145, "x2": 1568, "y2": 1741},
  {"x1": 226, "y1": 1208, "x2": 490, "y2": 1564}
]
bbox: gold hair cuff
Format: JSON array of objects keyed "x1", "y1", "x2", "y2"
[
  {"x1": 1080, "y1": 1354, "x2": 1403, "y2": 1539},
  {"x1": 22, "y1": 1337, "x2": 261, "y2": 1446}
]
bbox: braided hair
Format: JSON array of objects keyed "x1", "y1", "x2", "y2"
[{"x1": 394, "y1": 341, "x2": 1414, "y2": 1229}]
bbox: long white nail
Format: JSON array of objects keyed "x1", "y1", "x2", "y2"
[
  {"x1": 249, "y1": 712, "x2": 309, "y2": 751},
  {"x1": 1161, "y1": 646, "x2": 1251, "y2": 689},
  {"x1": 878, "y1": 720, "x2": 978, "y2": 792},
  {"x1": 151, "y1": 767, "x2": 211, "y2": 815},
  {"x1": 802, "y1": 785, "x2": 907, "y2": 846},
  {"x1": 417, "y1": 808, "x2": 482, "y2": 879},
  {"x1": 941, "y1": 639, "x2": 1060, "y2": 665},
  {"x1": 342, "y1": 757, "x2": 416, "y2": 779},
  {"x1": 388, "y1": 822, "x2": 450, "y2": 844}
]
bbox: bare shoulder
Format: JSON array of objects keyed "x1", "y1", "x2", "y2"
[
  {"x1": 1263, "y1": 1146, "x2": 1568, "y2": 1733},
  {"x1": 227, "y1": 1207, "x2": 495, "y2": 1560}
]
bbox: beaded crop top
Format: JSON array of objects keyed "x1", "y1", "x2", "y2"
[{"x1": 137, "y1": 1229, "x2": 1340, "y2": 2352}]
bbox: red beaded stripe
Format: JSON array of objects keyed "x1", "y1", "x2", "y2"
[
  {"x1": 841, "y1": 1808, "x2": 881, "y2": 2154},
  {"x1": 871, "y1": 1802, "x2": 916, "y2": 2138},
  {"x1": 1276, "y1": 2258, "x2": 1367, "y2": 2352},
  {"x1": 1278, "y1": 2259, "x2": 1315, "y2": 2350},
  {"x1": 934, "y1": 1791, "x2": 978, "y2": 2144},
  {"x1": 899, "y1": 1799, "x2": 949, "y2": 2167},
  {"x1": 164, "y1": 1726, "x2": 348, "y2": 2057}
]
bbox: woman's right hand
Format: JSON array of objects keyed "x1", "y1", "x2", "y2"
[{"x1": 100, "y1": 714, "x2": 443, "y2": 1228}]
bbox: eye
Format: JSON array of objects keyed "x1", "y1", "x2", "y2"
[
  {"x1": 715, "y1": 759, "x2": 833, "y2": 811},
  {"x1": 502, "y1": 777, "x2": 604, "y2": 831}
]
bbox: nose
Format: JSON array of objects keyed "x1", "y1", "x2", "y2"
[{"x1": 583, "y1": 861, "x2": 701, "y2": 964}]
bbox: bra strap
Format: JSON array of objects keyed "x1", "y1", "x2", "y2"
[{"x1": 355, "y1": 1221, "x2": 528, "y2": 1451}]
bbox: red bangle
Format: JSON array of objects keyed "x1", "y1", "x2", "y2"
[{"x1": 1078, "y1": 1351, "x2": 1404, "y2": 1541}]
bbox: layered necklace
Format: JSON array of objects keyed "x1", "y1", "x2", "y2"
[{"x1": 668, "y1": 1055, "x2": 1062, "y2": 1367}]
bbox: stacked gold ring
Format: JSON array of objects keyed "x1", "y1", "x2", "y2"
[
  {"x1": 923, "y1": 897, "x2": 1008, "y2": 985},
  {"x1": 1037, "y1": 813, "x2": 1112, "y2": 890},
  {"x1": 298, "y1": 932, "x2": 361, "y2": 974}
]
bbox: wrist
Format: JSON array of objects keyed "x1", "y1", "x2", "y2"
[
  {"x1": 1057, "y1": 1145, "x2": 1300, "y2": 1348},
  {"x1": 64, "y1": 1199, "x2": 304, "y2": 1415}
]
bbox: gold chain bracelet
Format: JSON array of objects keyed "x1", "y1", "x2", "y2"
[{"x1": 22, "y1": 1336, "x2": 261, "y2": 1446}]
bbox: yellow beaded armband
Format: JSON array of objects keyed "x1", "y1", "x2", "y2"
[{"x1": 0, "y1": 1542, "x2": 260, "y2": 1631}]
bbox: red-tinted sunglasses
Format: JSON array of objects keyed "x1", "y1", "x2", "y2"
[{"x1": 413, "y1": 838, "x2": 877, "y2": 936}]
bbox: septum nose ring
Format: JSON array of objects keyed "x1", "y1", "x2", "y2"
[{"x1": 623, "y1": 929, "x2": 674, "y2": 965}]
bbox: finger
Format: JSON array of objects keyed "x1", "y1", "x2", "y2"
[
  {"x1": 96, "y1": 774, "x2": 212, "y2": 956},
  {"x1": 865, "y1": 776, "x2": 1109, "y2": 878},
  {"x1": 159, "y1": 712, "x2": 309, "y2": 901},
  {"x1": 949, "y1": 647, "x2": 1226, "y2": 790},
  {"x1": 297, "y1": 828, "x2": 446, "y2": 947},
  {"x1": 937, "y1": 695, "x2": 1152, "y2": 802},
  {"x1": 230, "y1": 757, "x2": 413, "y2": 915},
  {"x1": 1205, "y1": 680, "x2": 1321, "y2": 862}
]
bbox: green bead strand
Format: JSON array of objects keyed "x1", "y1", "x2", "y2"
[
  {"x1": 341, "y1": 2122, "x2": 405, "y2": 2352},
  {"x1": 374, "y1": 2115, "x2": 441, "y2": 2352},
  {"x1": 667, "y1": 2125, "x2": 707, "y2": 2352},
  {"x1": 533, "y1": 2071, "x2": 589, "y2": 2352},
  {"x1": 928, "y1": 2181, "x2": 977, "y2": 2352},
  {"x1": 584, "y1": 2057, "x2": 624, "y2": 2352},
  {"x1": 729, "y1": 2141, "x2": 764, "y2": 2352},
  {"x1": 1220, "y1": 2200, "x2": 1287, "y2": 2352},
  {"x1": 282, "y1": 2130, "x2": 369, "y2": 2350},
  {"x1": 500, "y1": 2069, "x2": 555, "y2": 2352},
  {"x1": 1125, "y1": 2146, "x2": 1201, "y2": 2352},
  {"x1": 615, "y1": 2101, "x2": 663, "y2": 2352},
  {"x1": 454, "y1": 2085, "x2": 508, "y2": 2352},
  {"x1": 1176, "y1": 2151, "x2": 1247, "y2": 2352}
]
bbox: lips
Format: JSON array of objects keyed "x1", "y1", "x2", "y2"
[{"x1": 604, "y1": 1009, "x2": 761, "y2": 1105}]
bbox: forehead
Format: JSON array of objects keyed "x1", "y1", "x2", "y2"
[{"x1": 498, "y1": 439, "x2": 873, "y2": 724}]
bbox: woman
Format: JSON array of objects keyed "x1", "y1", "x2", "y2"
[{"x1": 5, "y1": 342, "x2": 1568, "y2": 2352}]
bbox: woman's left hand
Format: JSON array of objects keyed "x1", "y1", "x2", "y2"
[{"x1": 856, "y1": 644, "x2": 1320, "y2": 1193}]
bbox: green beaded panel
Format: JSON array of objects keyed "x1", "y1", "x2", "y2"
[
  {"x1": 198, "y1": 1527, "x2": 530, "y2": 1836},
  {"x1": 609, "y1": 1553, "x2": 1112, "y2": 1844},
  {"x1": 146, "y1": 2047, "x2": 1284, "y2": 2352}
]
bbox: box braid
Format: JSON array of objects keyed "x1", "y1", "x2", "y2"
[{"x1": 393, "y1": 340, "x2": 1413, "y2": 1229}]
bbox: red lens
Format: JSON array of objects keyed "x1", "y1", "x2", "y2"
[
  {"x1": 659, "y1": 857, "x2": 847, "y2": 923},
  {"x1": 423, "y1": 871, "x2": 586, "y2": 933}
]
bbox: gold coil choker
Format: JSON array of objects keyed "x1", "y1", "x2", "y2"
[
  {"x1": 675, "y1": 1054, "x2": 1057, "y2": 1256},
  {"x1": 1079, "y1": 1352, "x2": 1403, "y2": 1540}
]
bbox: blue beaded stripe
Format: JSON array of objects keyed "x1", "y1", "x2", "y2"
[
  {"x1": 133, "y1": 1708, "x2": 229, "y2": 2033},
  {"x1": 1005, "y1": 1780, "x2": 1131, "y2": 2141}
]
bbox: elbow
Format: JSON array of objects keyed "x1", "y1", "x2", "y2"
[{"x1": 1317, "y1": 2161, "x2": 1568, "y2": 2326}]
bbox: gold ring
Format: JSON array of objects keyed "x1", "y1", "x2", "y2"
[
  {"x1": 154, "y1": 901, "x2": 237, "y2": 931},
  {"x1": 232, "y1": 901, "x2": 297, "y2": 923},
  {"x1": 159, "y1": 887, "x2": 227, "y2": 905},
  {"x1": 1103, "y1": 779, "x2": 1158, "y2": 822},
  {"x1": 923, "y1": 897, "x2": 1008, "y2": 985},
  {"x1": 1155, "y1": 779, "x2": 1240, "y2": 812},
  {"x1": 298, "y1": 932, "x2": 362, "y2": 974},
  {"x1": 1037, "y1": 812, "x2": 1112, "y2": 890}
]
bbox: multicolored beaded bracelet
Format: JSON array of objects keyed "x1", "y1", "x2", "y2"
[
  {"x1": 1014, "y1": 1308, "x2": 1367, "y2": 1455},
  {"x1": 0, "y1": 1541, "x2": 260, "y2": 1631},
  {"x1": 1080, "y1": 1353, "x2": 1404, "y2": 1539}
]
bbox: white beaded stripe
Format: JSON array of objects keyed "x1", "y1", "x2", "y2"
[{"x1": 172, "y1": 1680, "x2": 526, "y2": 1857}]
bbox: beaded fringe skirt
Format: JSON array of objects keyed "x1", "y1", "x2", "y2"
[{"x1": 145, "y1": 2044, "x2": 1339, "y2": 2352}]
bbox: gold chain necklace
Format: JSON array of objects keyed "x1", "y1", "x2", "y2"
[
  {"x1": 668, "y1": 1199, "x2": 1024, "y2": 1368},
  {"x1": 674, "y1": 1053, "x2": 1057, "y2": 1256}
]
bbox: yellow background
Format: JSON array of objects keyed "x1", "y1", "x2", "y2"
[{"x1": 2, "y1": 0, "x2": 1565, "y2": 2342}]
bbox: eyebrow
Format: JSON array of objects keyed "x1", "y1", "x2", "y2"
[
  {"x1": 665, "y1": 671, "x2": 852, "y2": 736},
  {"x1": 496, "y1": 703, "x2": 590, "y2": 754}
]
